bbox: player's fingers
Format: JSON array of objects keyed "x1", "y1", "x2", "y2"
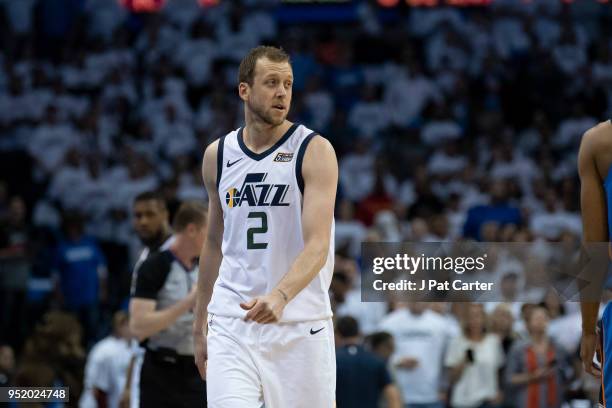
[
  {"x1": 259, "y1": 314, "x2": 275, "y2": 324},
  {"x1": 240, "y1": 298, "x2": 258, "y2": 310},
  {"x1": 255, "y1": 310, "x2": 274, "y2": 323},
  {"x1": 244, "y1": 302, "x2": 265, "y2": 321},
  {"x1": 250, "y1": 305, "x2": 271, "y2": 322}
]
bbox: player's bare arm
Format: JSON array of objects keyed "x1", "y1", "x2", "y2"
[
  {"x1": 128, "y1": 290, "x2": 196, "y2": 342},
  {"x1": 578, "y1": 120, "x2": 612, "y2": 378},
  {"x1": 193, "y1": 140, "x2": 224, "y2": 379},
  {"x1": 242, "y1": 135, "x2": 338, "y2": 323}
]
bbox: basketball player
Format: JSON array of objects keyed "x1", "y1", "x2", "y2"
[
  {"x1": 578, "y1": 119, "x2": 612, "y2": 406},
  {"x1": 193, "y1": 46, "x2": 338, "y2": 407}
]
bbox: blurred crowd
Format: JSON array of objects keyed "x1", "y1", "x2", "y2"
[{"x1": 1, "y1": 0, "x2": 612, "y2": 406}]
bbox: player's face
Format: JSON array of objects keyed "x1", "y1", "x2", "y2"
[
  {"x1": 246, "y1": 58, "x2": 293, "y2": 126},
  {"x1": 132, "y1": 200, "x2": 168, "y2": 244}
]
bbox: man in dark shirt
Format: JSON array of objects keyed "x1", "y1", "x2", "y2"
[{"x1": 335, "y1": 316, "x2": 402, "y2": 408}]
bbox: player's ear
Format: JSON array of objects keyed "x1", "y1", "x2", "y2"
[{"x1": 238, "y1": 82, "x2": 249, "y2": 102}]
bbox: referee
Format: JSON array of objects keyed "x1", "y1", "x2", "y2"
[{"x1": 129, "y1": 201, "x2": 207, "y2": 408}]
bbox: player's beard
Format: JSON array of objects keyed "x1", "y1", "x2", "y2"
[{"x1": 247, "y1": 98, "x2": 285, "y2": 127}]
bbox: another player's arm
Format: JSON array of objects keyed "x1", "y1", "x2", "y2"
[
  {"x1": 193, "y1": 140, "x2": 224, "y2": 378},
  {"x1": 242, "y1": 136, "x2": 338, "y2": 323},
  {"x1": 578, "y1": 125, "x2": 608, "y2": 377},
  {"x1": 129, "y1": 258, "x2": 196, "y2": 341}
]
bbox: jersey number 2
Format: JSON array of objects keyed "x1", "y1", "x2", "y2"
[{"x1": 247, "y1": 212, "x2": 268, "y2": 250}]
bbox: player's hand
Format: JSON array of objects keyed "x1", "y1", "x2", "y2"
[
  {"x1": 193, "y1": 329, "x2": 207, "y2": 380},
  {"x1": 240, "y1": 291, "x2": 287, "y2": 323},
  {"x1": 581, "y1": 331, "x2": 602, "y2": 378},
  {"x1": 396, "y1": 357, "x2": 419, "y2": 370}
]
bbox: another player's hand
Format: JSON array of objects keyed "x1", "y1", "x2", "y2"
[
  {"x1": 581, "y1": 331, "x2": 602, "y2": 378},
  {"x1": 193, "y1": 328, "x2": 207, "y2": 380},
  {"x1": 240, "y1": 291, "x2": 287, "y2": 323}
]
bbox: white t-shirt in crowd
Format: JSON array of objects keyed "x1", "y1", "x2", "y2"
[
  {"x1": 421, "y1": 120, "x2": 462, "y2": 146},
  {"x1": 336, "y1": 287, "x2": 387, "y2": 336},
  {"x1": 379, "y1": 309, "x2": 453, "y2": 404},
  {"x1": 444, "y1": 333, "x2": 504, "y2": 408},
  {"x1": 80, "y1": 336, "x2": 133, "y2": 408},
  {"x1": 348, "y1": 100, "x2": 390, "y2": 138}
]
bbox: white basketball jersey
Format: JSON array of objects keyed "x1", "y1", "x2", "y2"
[{"x1": 207, "y1": 123, "x2": 334, "y2": 322}]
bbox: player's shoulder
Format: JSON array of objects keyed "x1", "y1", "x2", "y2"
[
  {"x1": 203, "y1": 138, "x2": 220, "y2": 163},
  {"x1": 300, "y1": 130, "x2": 337, "y2": 168},
  {"x1": 303, "y1": 131, "x2": 334, "y2": 152},
  {"x1": 203, "y1": 128, "x2": 241, "y2": 160},
  {"x1": 582, "y1": 119, "x2": 612, "y2": 149}
]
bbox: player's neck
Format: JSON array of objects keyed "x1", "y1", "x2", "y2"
[{"x1": 243, "y1": 120, "x2": 292, "y2": 153}]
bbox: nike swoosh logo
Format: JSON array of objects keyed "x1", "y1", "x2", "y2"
[
  {"x1": 310, "y1": 327, "x2": 324, "y2": 335},
  {"x1": 227, "y1": 158, "x2": 243, "y2": 168}
]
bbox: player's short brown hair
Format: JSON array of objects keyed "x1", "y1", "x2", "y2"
[
  {"x1": 172, "y1": 201, "x2": 207, "y2": 232},
  {"x1": 238, "y1": 46, "x2": 291, "y2": 86}
]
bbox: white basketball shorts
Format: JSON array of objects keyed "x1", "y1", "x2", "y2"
[{"x1": 206, "y1": 314, "x2": 336, "y2": 408}]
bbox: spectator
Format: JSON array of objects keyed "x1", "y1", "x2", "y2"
[
  {"x1": 365, "y1": 331, "x2": 395, "y2": 363},
  {"x1": 445, "y1": 303, "x2": 504, "y2": 408},
  {"x1": 19, "y1": 311, "x2": 86, "y2": 406},
  {"x1": 380, "y1": 302, "x2": 451, "y2": 408},
  {"x1": 0, "y1": 196, "x2": 31, "y2": 350},
  {"x1": 505, "y1": 306, "x2": 568, "y2": 408},
  {"x1": 335, "y1": 316, "x2": 402, "y2": 408},
  {"x1": 0, "y1": 344, "x2": 15, "y2": 386},
  {"x1": 53, "y1": 211, "x2": 107, "y2": 345},
  {"x1": 463, "y1": 181, "x2": 522, "y2": 241},
  {"x1": 488, "y1": 304, "x2": 520, "y2": 357},
  {"x1": 80, "y1": 311, "x2": 133, "y2": 408}
]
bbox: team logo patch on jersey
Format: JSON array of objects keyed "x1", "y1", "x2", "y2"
[
  {"x1": 273, "y1": 152, "x2": 294, "y2": 162},
  {"x1": 225, "y1": 173, "x2": 290, "y2": 208}
]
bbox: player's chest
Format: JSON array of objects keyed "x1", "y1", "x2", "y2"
[{"x1": 220, "y1": 159, "x2": 298, "y2": 211}]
